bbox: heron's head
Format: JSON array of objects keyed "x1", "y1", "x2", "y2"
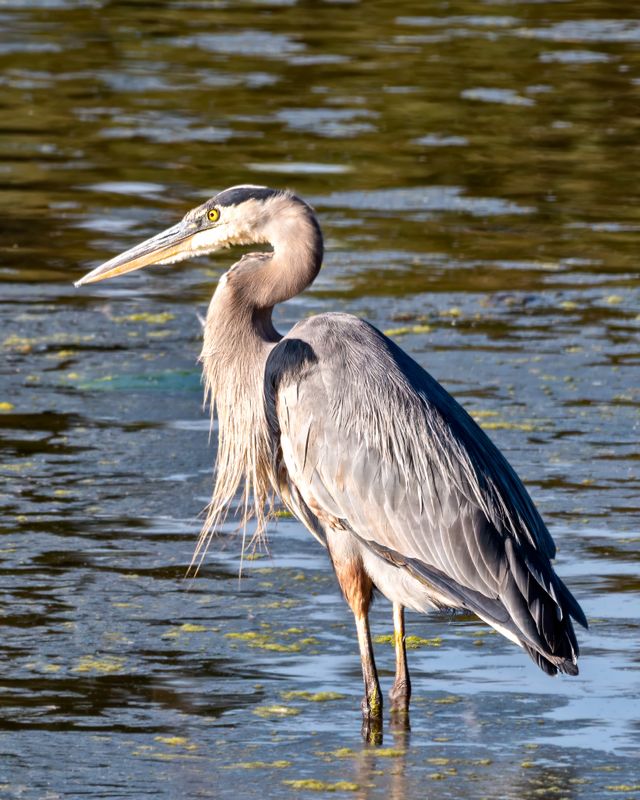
[{"x1": 75, "y1": 185, "x2": 295, "y2": 286}]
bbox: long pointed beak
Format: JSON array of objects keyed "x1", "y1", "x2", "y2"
[{"x1": 75, "y1": 219, "x2": 202, "y2": 287}]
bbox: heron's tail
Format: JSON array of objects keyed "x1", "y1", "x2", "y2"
[
  {"x1": 492, "y1": 538, "x2": 587, "y2": 676},
  {"x1": 524, "y1": 643, "x2": 578, "y2": 676},
  {"x1": 468, "y1": 538, "x2": 586, "y2": 676}
]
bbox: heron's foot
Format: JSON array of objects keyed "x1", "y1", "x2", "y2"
[
  {"x1": 389, "y1": 679, "x2": 411, "y2": 714},
  {"x1": 360, "y1": 686, "x2": 383, "y2": 744}
]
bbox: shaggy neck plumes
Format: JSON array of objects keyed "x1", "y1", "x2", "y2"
[{"x1": 192, "y1": 196, "x2": 323, "y2": 566}]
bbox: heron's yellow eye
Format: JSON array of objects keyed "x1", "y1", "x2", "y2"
[{"x1": 208, "y1": 208, "x2": 220, "y2": 223}]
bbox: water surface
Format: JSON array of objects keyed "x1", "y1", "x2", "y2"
[{"x1": 0, "y1": 1, "x2": 639, "y2": 797}]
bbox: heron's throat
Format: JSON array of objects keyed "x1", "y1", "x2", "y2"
[{"x1": 195, "y1": 306, "x2": 274, "y2": 562}]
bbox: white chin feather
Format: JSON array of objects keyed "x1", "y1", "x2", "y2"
[
  {"x1": 188, "y1": 227, "x2": 226, "y2": 253},
  {"x1": 157, "y1": 250, "x2": 198, "y2": 266},
  {"x1": 157, "y1": 227, "x2": 226, "y2": 265}
]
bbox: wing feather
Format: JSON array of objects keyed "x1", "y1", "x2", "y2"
[{"x1": 265, "y1": 313, "x2": 586, "y2": 673}]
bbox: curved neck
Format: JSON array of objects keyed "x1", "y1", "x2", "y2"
[
  {"x1": 206, "y1": 197, "x2": 323, "y2": 349},
  {"x1": 255, "y1": 199, "x2": 324, "y2": 311}
]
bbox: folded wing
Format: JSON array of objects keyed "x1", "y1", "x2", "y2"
[{"x1": 265, "y1": 313, "x2": 587, "y2": 675}]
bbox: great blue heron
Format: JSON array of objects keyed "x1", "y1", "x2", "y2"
[{"x1": 76, "y1": 185, "x2": 587, "y2": 737}]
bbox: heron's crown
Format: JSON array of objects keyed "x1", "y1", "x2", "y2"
[{"x1": 213, "y1": 185, "x2": 286, "y2": 208}]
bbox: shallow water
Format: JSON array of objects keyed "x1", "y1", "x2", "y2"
[{"x1": 0, "y1": 1, "x2": 639, "y2": 797}]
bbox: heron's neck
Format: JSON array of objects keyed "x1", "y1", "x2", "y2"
[
  {"x1": 197, "y1": 201, "x2": 322, "y2": 551},
  {"x1": 204, "y1": 199, "x2": 323, "y2": 355},
  {"x1": 257, "y1": 203, "x2": 324, "y2": 314}
]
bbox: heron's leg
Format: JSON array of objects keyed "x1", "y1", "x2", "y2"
[
  {"x1": 354, "y1": 608, "x2": 383, "y2": 743},
  {"x1": 327, "y1": 540, "x2": 382, "y2": 739},
  {"x1": 389, "y1": 602, "x2": 411, "y2": 714},
  {"x1": 354, "y1": 609, "x2": 382, "y2": 717}
]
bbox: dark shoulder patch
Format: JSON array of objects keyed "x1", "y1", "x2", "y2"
[
  {"x1": 265, "y1": 336, "x2": 318, "y2": 390},
  {"x1": 214, "y1": 185, "x2": 283, "y2": 208}
]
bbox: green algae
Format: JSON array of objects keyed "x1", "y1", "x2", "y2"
[
  {"x1": 434, "y1": 695, "x2": 462, "y2": 705},
  {"x1": 373, "y1": 634, "x2": 442, "y2": 648},
  {"x1": 253, "y1": 705, "x2": 300, "y2": 718},
  {"x1": 480, "y1": 420, "x2": 538, "y2": 432},
  {"x1": 2, "y1": 332, "x2": 95, "y2": 353},
  {"x1": 315, "y1": 748, "x2": 355, "y2": 760},
  {"x1": 148, "y1": 752, "x2": 201, "y2": 762},
  {"x1": 112, "y1": 311, "x2": 175, "y2": 324},
  {"x1": 71, "y1": 656, "x2": 125, "y2": 674},
  {"x1": 471, "y1": 409, "x2": 499, "y2": 419},
  {"x1": 154, "y1": 736, "x2": 197, "y2": 751},
  {"x1": 224, "y1": 631, "x2": 302, "y2": 652},
  {"x1": 283, "y1": 779, "x2": 358, "y2": 792},
  {"x1": 281, "y1": 691, "x2": 345, "y2": 702},
  {"x1": 227, "y1": 760, "x2": 291, "y2": 769},
  {"x1": 373, "y1": 748, "x2": 405, "y2": 758},
  {"x1": 406, "y1": 635, "x2": 441, "y2": 648},
  {"x1": 383, "y1": 324, "x2": 432, "y2": 337},
  {"x1": 162, "y1": 622, "x2": 213, "y2": 639},
  {"x1": 264, "y1": 599, "x2": 300, "y2": 609}
]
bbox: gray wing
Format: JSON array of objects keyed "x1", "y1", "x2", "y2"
[{"x1": 265, "y1": 313, "x2": 586, "y2": 675}]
